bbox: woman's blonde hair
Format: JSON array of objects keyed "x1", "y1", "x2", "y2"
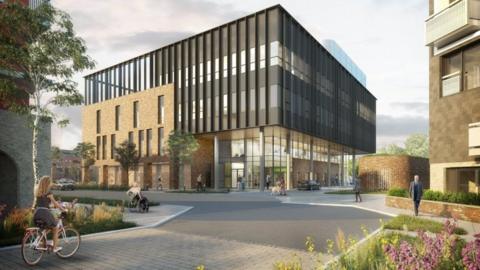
[{"x1": 35, "y1": 176, "x2": 51, "y2": 197}]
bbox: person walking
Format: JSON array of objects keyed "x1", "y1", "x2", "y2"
[
  {"x1": 353, "y1": 177, "x2": 362, "y2": 202},
  {"x1": 409, "y1": 175, "x2": 424, "y2": 216},
  {"x1": 196, "y1": 174, "x2": 202, "y2": 192},
  {"x1": 157, "y1": 176, "x2": 163, "y2": 191},
  {"x1": 265, "y1": 174, "x2": 271, "y2": 190}
]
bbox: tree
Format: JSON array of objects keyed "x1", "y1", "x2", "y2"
[
  {"x1": 378, "y1": 144, "x2": 406, "y2": 155},
  {"x1": 404, "y1": 134, "x2": 429, "y2": 158},
  {"x1": 167, "y1": 131, "x2": 199, "y2": 189},
  {"x1": 73, "y1": 142, "x2": 95, "y2": 183},
  {"x1": 0, "y1": 2, "x2": 95, "y2": 200},
  {"x1": 114, "y1": 141, "x2": 140, "y2": 187},
  {"x1": 346, "y1": 159, "x2": 359, "y2": 177}
]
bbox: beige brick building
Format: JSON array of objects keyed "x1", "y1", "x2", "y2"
[{"x1": 82, "y1": 85, "x2": 175, "y2": 189}]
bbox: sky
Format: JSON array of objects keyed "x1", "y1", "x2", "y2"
[{"x1": 50, "y1": 0, "x2": 430, "y2": 151}]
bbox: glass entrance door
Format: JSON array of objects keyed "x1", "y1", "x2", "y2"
[{"x1": 232, "y1": 162, "x2": 244, "y2": 188}]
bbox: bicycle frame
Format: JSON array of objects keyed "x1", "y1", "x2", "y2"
[{"x1": 28, "y1": 218, "x2": 66, "y2": 252}]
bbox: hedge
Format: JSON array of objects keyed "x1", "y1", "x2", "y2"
[
  {"x1": 387, "y1": 188, "x2": 408, "y2": 198},
  {"x1": 387, "y1": 188, "x2": 480, "y2": 206}
]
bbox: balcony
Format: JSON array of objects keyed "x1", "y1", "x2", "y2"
[
  {"x1": 469, "y1": 122, "x2": 480, "y2": 156},
  {"x1": 426, "y1": 0, "x2": 480, "y2": 48}
]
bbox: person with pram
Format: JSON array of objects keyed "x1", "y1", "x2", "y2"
[{"x1": 126, "y1": 182, "x2": 150, "y2": 212}]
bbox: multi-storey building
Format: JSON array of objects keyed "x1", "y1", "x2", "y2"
[
  {"x1": 83, "y1": 5, "x2": 376, "y2": 190},
  {"x1": 427, "y1": 0, "x2": 480, "y2": 192}
]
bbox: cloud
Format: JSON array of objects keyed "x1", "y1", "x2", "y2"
[
  {"x1": 109, "y1": 31, "x2": 193, "y2": 52},
  {"x1": 390, "y1": 102, "x2": 429, "y2": 115},
  {"x1": 377, "y1": 114, "x2": 428, "y2": 137}
]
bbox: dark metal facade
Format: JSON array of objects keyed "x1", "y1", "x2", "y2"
[{"x1": 84, "y1": 5, "x2": 376, "y2": 154}]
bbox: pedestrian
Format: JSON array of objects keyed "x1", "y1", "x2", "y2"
[
  {"x1": 265, "y1": 174, "x2": 271, "y2": 190},
  {"x1": 280, "y1": 176, "x2": 286, "y2": 196},
  {"x1": 353, "y1": 177, "x2": 362, "y2": 202},
  {"x1": 196, "y1": 174, "x2": 203, "y2": 192},
  {"x1": 157, "y1": 176, "x2": 163, "y2": 191},
  {"x1": 409, "y1": 175, "x2": 424, "y2": 216},
  {"x1": 237, "y1": 176, "x2": 242, "y2": 191}
]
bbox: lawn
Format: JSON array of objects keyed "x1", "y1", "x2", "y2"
[{"x1": 383, "y1": 214, "x2": 467, "y2": 235}]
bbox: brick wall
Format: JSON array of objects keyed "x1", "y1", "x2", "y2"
[
  {"x1": 82, "y1": 84, "x2": 175, "y2": 188},
  {"x1": 359, "y1": 155, "x2": 429, "y2": 191},
  {"x1": 386, "y1": 196, "x2": 480, "y2": 223},
  {"x1": 0, "y1": 110, "x2": 51, "y2": 208}
]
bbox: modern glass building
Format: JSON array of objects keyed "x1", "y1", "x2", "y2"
[{"x1": 83, "y1": 5, "x2": 376, "y2": 190}]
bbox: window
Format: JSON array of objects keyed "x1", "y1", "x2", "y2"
[
  {"x1": 102, "y1": 135, "x2": 107, "y2": 160},
  {"x1": 146, "y1": 129, "x2": 152, "y2": 157},
  {"x1": 115, "y1": 105, "x2": 120, "y2": 131},
  {"x1": 96, "y1": 110, "x2": 101, "y2": 133},
  {"x1": 464, "y1": 43, "x2": 480, "y2": 91},
  {"x1": 133, "y1": 101, "x2": 139, "y2": 128},
  {"x1": 96, "y1": 136, "x2": 101, "y2": 160},
  {"x1": 128, "y1": 131, "x2": 134, "y2": 144},
  {"x1": 110, "y1": 134, "x2": 116, "y2": 159},
  {"x1": 442, "y1": 43, "x2": 480, "y2": 96},
  {"x1": 157, "y1": 96, "x2": 164, "y2": 124},
  {"x1": 138, "y1": 130, "x2": 144, "y2": 157},
  {"x1": 158, "y1": 127, "x2": 164, "y2": 155}
]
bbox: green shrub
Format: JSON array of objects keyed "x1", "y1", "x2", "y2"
[
  {"x1": 57, "y1": 196, "x2": 159, "y2": 207},
  {"x1": 384, "y1": 215, "x2": 467, "y2": 235},
  {"x1": 387, "y1": 188, "x2": 408, "y2": 198},
  {"x1": 423, "y1": 190, "x2": 480, "y2": 206}
]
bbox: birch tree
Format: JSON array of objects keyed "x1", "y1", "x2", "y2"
[{"x1": 0, "y1": 2, "x2": 94, "y2": 198}]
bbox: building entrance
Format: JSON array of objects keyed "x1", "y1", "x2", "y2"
[{"x1": 231, "y1": 163, "x2": 244, "y2": 188}]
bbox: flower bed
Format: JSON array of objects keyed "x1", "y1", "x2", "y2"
[
  {"x1": 385, "y1": 195, "x2": 480, "y2": 223},
  {"x1": 0, "y1": 203, "x2": 135, "y2": 247}
]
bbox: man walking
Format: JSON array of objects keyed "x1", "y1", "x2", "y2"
[
  {"x1": 196, "y1": 174, "x2": 202, "y2": 192},
  {"x1": 353, "y1": 177, "x2": 362, "y2": 202},
  {"x1": 409, "y1": 175, "x2": 423, "y2": 216},
  {"x1": 265, "y1": 174, "x2": 271, "y2": 190}
]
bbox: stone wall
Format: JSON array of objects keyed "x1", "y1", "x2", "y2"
[
  {"x1": 359, "y1": 155, "x2": 429, "y2": 191},
  {"x1": 0, "y1": 110, "x2": 51, "y2": 208},
  {"x1": 386, "y1": 195, "x2": 480, "y2": 223}
]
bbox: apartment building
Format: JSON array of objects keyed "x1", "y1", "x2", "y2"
[
  {"x1": 427, "y1": 0, "x2": 480, "y2": 192},
  {"x1": 83, "y1": 5, "x2": 376, "y2": 190}
]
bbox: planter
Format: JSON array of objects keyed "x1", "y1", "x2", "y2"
[{"x1": 386, "y1": 196, "x2": 480, "y2": 223}]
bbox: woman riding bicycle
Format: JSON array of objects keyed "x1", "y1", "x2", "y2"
[{"x1": 33, "y1": 176, "x2": 65, "y2": 253}]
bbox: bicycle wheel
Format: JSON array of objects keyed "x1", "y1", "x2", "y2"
[
  {"x1": 56, "y1": 227, "x2": 81, "y2": 258},
  {"x1": 21, "y1": 230, "x2": 44, "y2": 266}
]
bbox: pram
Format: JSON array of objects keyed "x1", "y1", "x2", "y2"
[{"x1": 126, "y1": 187, "x2": 149, "y2": 213}]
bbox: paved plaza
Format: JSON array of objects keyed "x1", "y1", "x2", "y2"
[{"x1": 0, "y1": 191, "x2": 391, "y2": 269}]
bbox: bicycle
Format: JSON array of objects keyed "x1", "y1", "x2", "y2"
[{"x1": 21, "y1": 211, "x2": 81, "y2": 266}]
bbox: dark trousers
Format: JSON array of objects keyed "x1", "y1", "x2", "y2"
[
  {"x1": 413, "y1": 200, "x2": 421, "y2": 216},
  {"x1": 355, "y1": 192, "x2": 362, "y2": 202}
]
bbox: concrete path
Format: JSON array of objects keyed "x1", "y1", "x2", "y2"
[
  {"x1": 123, "y1": 204, "x2": 192, "y2": 227},
  {"x1": 279, "y1": 190, "x2": 480, "y2": 241}
]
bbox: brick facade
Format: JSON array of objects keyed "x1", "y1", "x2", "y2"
[
  {"x1": 82, "y1": 84, "x2": 175, "y2": 188},
  {"x1": 0, "y1": 110, "x2": 51, "y2": 208},
  {"x1": 386, "y1": 195, "x2": 480, "y2": 223},
  {"x1": 358, "y1": 155, "x2": 429, "y2": 191}
]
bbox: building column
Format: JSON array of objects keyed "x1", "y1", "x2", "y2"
[
  {"x1": 243, "y1": 138, "x2": 248, "y2": 189},
  {"x1": 327, "y1": 143, "x2": 331, "y2": 186},
  {"x1": 340, "y1": 147, "x2": 345, "y2": 186},
  {"x1": 214, "y1": 135, "x2": 220, "y2": 190},
  {"x1": 352, "y1": 149, "x2": 356, "y2": 180},
  {"x1": 286, "y1": 132, "x2": 291, "y2": 190},
  {"x1": 259, "y1": 128, "x2": 265, "y2": 191},
  {"x1": 309, "y1": 138, "x2": 314, "y2": 180}
]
